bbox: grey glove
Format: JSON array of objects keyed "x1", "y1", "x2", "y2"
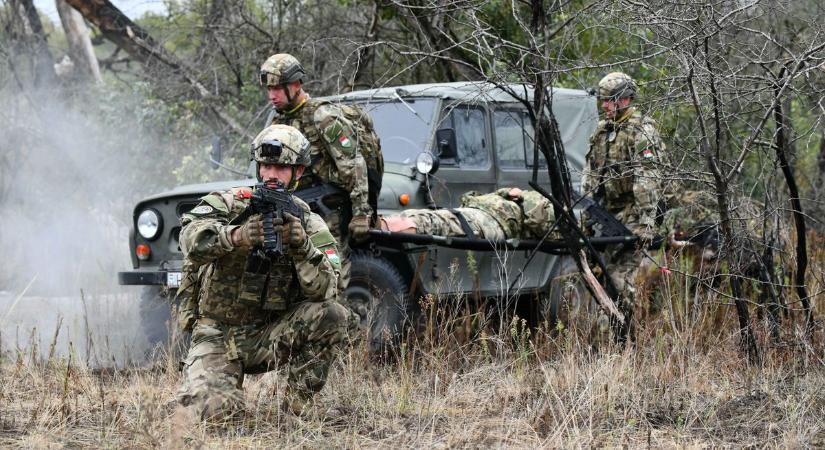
[
  {"x1": 348, "y1": 215, "x2": 370, "y2": 242},
  {"x1": 232, "y1": 214, "x2": 265, "y2": 248},
  {"x1": 276, "y1": 213, "x2": 310, "y2": 258}
]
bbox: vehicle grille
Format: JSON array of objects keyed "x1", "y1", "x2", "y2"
[{"x1": 176, "y1": 201, "x2": 200, "y2": 218}]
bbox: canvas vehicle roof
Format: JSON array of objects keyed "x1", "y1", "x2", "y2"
[
  {"x1": 326, "y1": 81, "x2": 589, "y2": 105},
  {"x1": 327, "y1": 81, "x2": 596, "y2": 170}
]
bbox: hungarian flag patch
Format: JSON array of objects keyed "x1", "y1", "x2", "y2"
[
  {"x1": 324, "y1": 248, "x2": 341, "y2": 265},
  {"x1": 338, "y1": 135, "x2": 352, "y2": 148},
  {"x1": 642, "y1": 148, "x2": 654, "y2": 159}
]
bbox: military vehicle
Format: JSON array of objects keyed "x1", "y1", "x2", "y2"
[{"x1": 118, "y1": 81, "x2": 598, "y2": 352}]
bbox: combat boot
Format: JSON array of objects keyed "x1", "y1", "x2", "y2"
[{"x1": 281, "y1": 389, "x2": 315, "y2": 417}]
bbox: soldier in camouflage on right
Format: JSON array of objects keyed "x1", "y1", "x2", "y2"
[{"x1": 580, "y1": 72, "x2": 665, "y2": 331}]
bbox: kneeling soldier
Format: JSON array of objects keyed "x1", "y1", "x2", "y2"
[{"x1": 175, "y1": 124, "x2": 349, "y2": 420}]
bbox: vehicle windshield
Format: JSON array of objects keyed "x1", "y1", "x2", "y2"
[{"x1": 356, "y1": 98, "x2": 437, "y2": 165}]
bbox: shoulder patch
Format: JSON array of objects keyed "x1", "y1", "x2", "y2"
[
  {"x1": 322, "y1": 120, "x2": 345, "y2": 144},
  {"x1": 323, "y1": 248, "x2": 341, "y2": 268},
  {"x1": 202, "y1": 193, "x2": 230, "y2": 213},
  {"x1": 233, "y1": 187, "x2": 252, "y2": 200},
  {"x1": 189, "y1": 205, "x2": 214, "y2": 215},
  {"x1": 310, "y1": 229, "x2": 337, "y2": 249}
]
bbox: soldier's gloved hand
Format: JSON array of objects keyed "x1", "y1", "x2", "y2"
[
  {"x1": 281, "y1": 212, "x2": 310, "y2": 258},
  {"x1": 231, "y1": 214, "x2": 265, "y2": 248},
  {"x1": 348, "y1": 215, "x2": 370, "y2": 242}
]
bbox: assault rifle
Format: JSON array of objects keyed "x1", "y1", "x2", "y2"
[
  {"x1": 241, "y1": 182, "x2": 305, "y2": 258},
  {"x1": 294, "y1": 183, "x2": 349, "y2": 219},
  {"x1": 572, "y1": 191, "x2": 665, "y2": 251}
]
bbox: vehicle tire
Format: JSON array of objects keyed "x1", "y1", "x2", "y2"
[
  {"x1": 138, "y1": 286, "x2": 190, "y2": 359},
  {"x1": 347, "y1": 251, "x2": 415, "y2": 358},
  {"x1": 543, "y1": 256, "x2": 594, "y2": 332},
  {"x1": 139, "y1": 286, "x2": 172, "y2": 348}
]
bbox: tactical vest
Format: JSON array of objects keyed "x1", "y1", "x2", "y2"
[
  {"x1": 178, "y1": 190, "x2": 310, "y2": 327},
  {"x1": 589, "y1": 113, "x2": 647, "y2": 211},
  {"x1": 275, "y1": 99, "x2": 384, "y2": 220}
]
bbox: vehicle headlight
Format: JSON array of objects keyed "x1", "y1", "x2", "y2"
[
  {"x1": 137, "y1": 209, "x2": 162, "y2": 240},
  {"x1": 416, "y1": 151, "x2": 439, "y2": 174}
]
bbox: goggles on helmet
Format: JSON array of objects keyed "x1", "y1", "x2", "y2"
[
  {"x1": 259, "y1": 64, "x2": 304, "y2": 87},
  {"x1": 255, "y1": 139, "x2": 284, "y2": 159},
  {"x1": 260, "y1": 71, "x2": 278, "y2": 87}
]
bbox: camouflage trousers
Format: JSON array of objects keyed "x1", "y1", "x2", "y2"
[
  {"x1": 400, "y1": 208, "x2": 507, "y2": 240},
  {"x1": 324, "y1": 208, "x2": 352, "y2": 294},
  {"x1": 603, "y1": 247, "x2": 647, "y2": 334},
  {"x1": 176, "y1": 300, "x2": 350, "y2": 421}
]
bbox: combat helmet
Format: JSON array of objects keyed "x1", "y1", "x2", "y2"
[
  {"x1": 251, "y1": 125, "x2": 311, "y2": 186},
  {"x1": 259, "y1": 53, "x2": 306, "y2": 87},
  {"x1": 598, "y1": 72, "x2": 637, "y2": 101}
]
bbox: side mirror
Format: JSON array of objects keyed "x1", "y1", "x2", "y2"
[
  {"x1": 209, "y1": 136, "x2": 223, "y2": 170},
  {"x1": 435, "y1": 128, "x2": 457, "y2": 160}
]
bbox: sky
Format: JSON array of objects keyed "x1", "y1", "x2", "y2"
[{"x1": 34, "y1": 0, "x2": 168, "y2": 25}]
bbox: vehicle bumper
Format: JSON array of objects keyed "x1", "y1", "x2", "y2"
[{"x1": 118, "y1": 270, "x2": 181, "y2": 288}]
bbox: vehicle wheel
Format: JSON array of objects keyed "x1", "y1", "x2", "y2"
[
  {"x1": 139, "y1": 286, "x2": 172, "y2": 347},
  {"x1": 543, "y1": 256, "x2": 594, "y2": 333},
  {"x1": 138, "y1": 286, "x2": 189, "y2": 358},
  {"x1": 347, "y1": 251, "x2": 415, "y2": 357}
]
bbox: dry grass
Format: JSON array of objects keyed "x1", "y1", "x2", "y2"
[
  {"x1": 1, "y1": 251, "x2": 825, "y2": 448},
  {"x1": 1, "y1": 316, "x2": 823, "y2": 447}
]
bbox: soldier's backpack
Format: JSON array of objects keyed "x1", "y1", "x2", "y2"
[
  {"x1": 336, "y1": 102, "x2": 384, "y2": 220},
  {"x1": 276, "y1": 100, "x2": 383, "y2": 221}
]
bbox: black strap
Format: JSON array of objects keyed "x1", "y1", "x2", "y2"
[{"x1": 449, "y1": 209, "x2": 476, "y2": 238}]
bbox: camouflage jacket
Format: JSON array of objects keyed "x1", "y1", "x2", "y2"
[
  {"x1": 179, "y1": 186, "x2": 340, "y2": 325},
  {"x1": 581, "y1": 108, "x2": 664, "y2": 234},
  {"x1": 272, "y1": 98, "x2": 372, "y2": 217},
  {"x1": 459, "y1": 188, "x2": 557, "y2": 240}
]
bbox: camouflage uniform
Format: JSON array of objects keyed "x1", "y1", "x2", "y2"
[
  {"x1": 580, "y1": 72, "x2": 665, "y2": 317},
  {"x1": 662, "y1": 189, "x2": 775, "y2": 263},
  {"x1": 175, "y1": 125, "x2": 349, "y2": 421},
  {"x1": 397, "y1": 188, "x2": 557, "y2": 240},
  {"x1": 261, "y1": 54, "x2": 373, "y2": 299}
]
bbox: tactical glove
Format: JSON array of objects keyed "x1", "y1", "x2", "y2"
[
  {"x1": 231, "y1": 214, "x2": 265, "y2": 248},
  {"x1": 280, "y1": 212, "x2": 310, "y2": 258},
  {"x1": 348, "y1": 215, "x2": 371, "y2": 242}
]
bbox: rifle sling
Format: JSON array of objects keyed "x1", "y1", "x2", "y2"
[{"x1": 448, "y1": 209, "x2": 476, "y2": 238}]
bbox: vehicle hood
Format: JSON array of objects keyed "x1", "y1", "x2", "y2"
[
  {"x1": 138, "y1": 178, "x2": 256, "y2": 203},
  {"x1": 383, "y1": 161, "x2": 416, "y2": 178}
]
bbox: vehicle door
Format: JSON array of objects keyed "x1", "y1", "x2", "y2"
[
  {"x1": 419, "y1": 102, "x2": 499, "y2": 295},
  {"x1": 491, "y1": 106, "x2": 558, "y2": 293}
]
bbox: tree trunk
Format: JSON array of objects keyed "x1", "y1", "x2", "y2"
[
  {"x1": 14, "y1": 0, "x2": 57, "y2": 86},
  {"x1": 773, "y1": 69, "x2": 812, "y2": 335},
  {"x1": 55, "y1": 0, "x2": 102, "y2": 82},
  {"x1": 346, "y1": 0, "x2": 380, "y2": 92}
]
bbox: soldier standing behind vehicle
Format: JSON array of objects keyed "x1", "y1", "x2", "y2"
[
  {"x1": 174, "y1": 124, "x2": 349, "y2": 421},
  {"x1": 580, "y1": 71, "x2": 665, "y2": 332},
  {"x1": 259, "y1": 53, "x2": 382, "y2": 318}
]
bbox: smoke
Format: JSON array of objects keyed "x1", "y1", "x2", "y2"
[
  {"x1": 0, "y1": 79, "x2": 194, "y2": 364},
  {"x1": 1, "y1": 87, "x2": 162, "y2": 295}
]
